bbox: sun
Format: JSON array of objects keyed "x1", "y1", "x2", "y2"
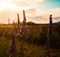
[
  {"x1": 0, "y1": 1, "x2": 28, "y2": 12},
  {"x1": 0, "y1": 1, "x2": 17, "y2": 11}
]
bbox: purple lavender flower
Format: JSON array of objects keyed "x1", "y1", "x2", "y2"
[{"x1": 17, "y1": 27, "x2": 24, "y2": 36}]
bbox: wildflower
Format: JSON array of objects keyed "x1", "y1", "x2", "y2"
[
  {"x1": 9, "y1": 29, "x2": 15, "y2": 57},
  {"x1": 45, "y1": 15, "x2": 53, "y2": 57}
]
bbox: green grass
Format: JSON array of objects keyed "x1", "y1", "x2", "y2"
[
  {"x1": 0, "y1": 37, "x2": 60, "y2": 57},
  {"x1": 0, "y1": 25, "x2": 60, "y2": 57}
]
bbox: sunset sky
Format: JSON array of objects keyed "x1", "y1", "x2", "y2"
[{"x1": 0, "y1": 0, "x2": 60, "y2": 24}]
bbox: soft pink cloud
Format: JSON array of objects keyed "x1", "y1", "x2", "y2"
[
  {"x1": 26, "y1": 8, "x2": 37, "y2": 13},
  {"x1": 12, "y1": 0, "x2": 44, "y2": 8}
]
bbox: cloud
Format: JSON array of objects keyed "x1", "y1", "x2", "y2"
[
  {"x1": 39, "y1": 8, "x2": 60, "y2": 19},
  {"x1": 12, "y1": 0, "x2": 44, "y2": 8},
  {"x1": 27, "y1": 15, "x2": 49, "y2": 24},
  {"x1": 50, "y1": 8, "x2": 60, "y2": 16},
  {"x1": 0, "y1": 0, "x2": 44, "y2": 11},
  {"x1": 0, "y1": 9, "x2": 17, "y2": 24},
  {"x1": 53, "y1": 8, "x2": 60, "y2": 12},
  {"x1": 0, "y1": 9, "x2": 60, "y2": 24},
  {"x1": 53, "y1": 17, "x2": 60, "y2": 19},
  {"x1": 53, "y1": 16, "x2": 60, "y2": 22},
  {"x1": 25, "y1": 8, "x2": 37, "y2": 16}
]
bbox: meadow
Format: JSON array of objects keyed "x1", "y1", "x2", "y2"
[{"x1": 0, "y1": 24, "x2": 60, "y2": 57}]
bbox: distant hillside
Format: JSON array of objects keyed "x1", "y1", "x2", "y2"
[
  {"x1": 55, "y1": 22, "x2": 60, "y2": 25},
  {"x1": 0, "y1": 21, "x2": 60, "y2": 27},
  {"x1": 53, "y1": 22, "x2": 60, "y2": 25}
]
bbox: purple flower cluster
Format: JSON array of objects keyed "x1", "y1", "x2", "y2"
[{"x1": 16, "y1": 27, "x2": 24, "y2": 37}]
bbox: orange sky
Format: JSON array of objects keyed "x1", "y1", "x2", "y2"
[{"x1": 0, "y1": 0, "x2": 60, "y2": 24}]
